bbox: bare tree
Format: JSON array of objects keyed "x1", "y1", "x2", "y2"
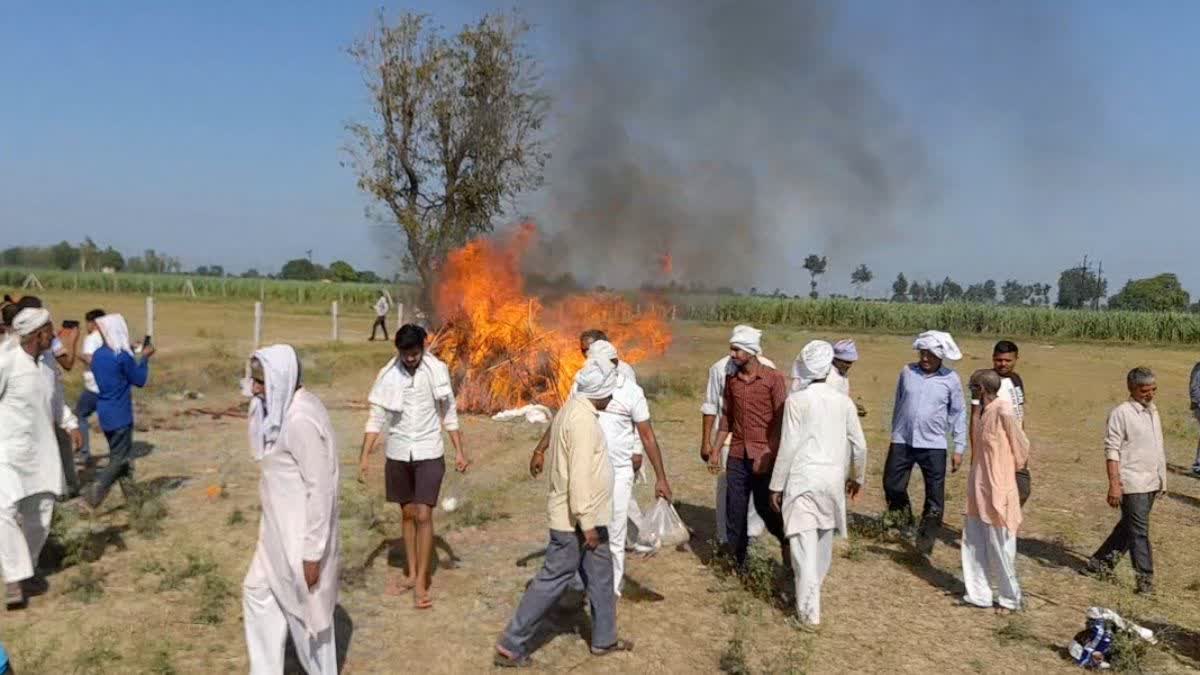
[{"x1": 344, "y1": 11, "x2": 549, "y2": 314}]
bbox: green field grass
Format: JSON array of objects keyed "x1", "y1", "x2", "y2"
[
  {"x1": 680, "y1": 296, "x2": 1200, "y2": 344},
  {"x1": 0, "y1": 267, "x2": 417, "y2": 306}
]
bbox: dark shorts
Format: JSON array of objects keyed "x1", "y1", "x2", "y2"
[
  {"x1": 385, "y1": 457, "x2": 446, "y2": 506},
  {"x1": 1016, "y1": 467, "x2": 1032, "y2": 507}
]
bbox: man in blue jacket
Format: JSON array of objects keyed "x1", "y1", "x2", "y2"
[{"x1": 84, "y1": 314, "x2": 155, "y2": 509}]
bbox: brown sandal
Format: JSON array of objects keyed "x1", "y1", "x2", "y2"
[{"x1": 590, "y1": 639, "x2": 634, "y2": 656}]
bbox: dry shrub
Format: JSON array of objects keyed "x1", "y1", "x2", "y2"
[{"x1": 65, "y1": 563, "x2": 106, "y2": 604}]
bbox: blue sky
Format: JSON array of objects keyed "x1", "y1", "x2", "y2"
[{"x1": 1, "y1": 1, "x2": 1197, "y2": 297}]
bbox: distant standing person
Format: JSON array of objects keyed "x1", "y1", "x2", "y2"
[
  {"x1": 1082, "y1": 367, "x2": 1166, "y2": 595},
  {"x1": 494, "y1": 358, "x2": 632, "y2": 667},
  {"x1": 700, "y1": 326, "x2": 775, "y2": 548},
  {"x1": 961, "y1": 369, "x2": 1029, "y2": 614},
  {"x1": 75, "y1": 309, "x2": 106, "y2": 467},
  {"x1": 1190, "y1": 360, "x2": 1200, "y2": 475},
  {"x1": 707, "y1": 325, "x2": 789, "y2": 571},
  {"x1": 884, "y1": 330, "x2": 967, "y2": 556},
  {"x1": 242, "y1": 345, "x2": 340, "y2": 675},
  {"x1": 358, "y1": 325, "x2": 469, "y2": 610},
  {"x1": 84, "y1": 314, "x2": 154, "y2": 509},
  {"x1": 971, "y1": 340, "x2": 1031, "y2": 505},
  {"x1": 370, "y1": 291, "x2": 391, "y2": 341}
]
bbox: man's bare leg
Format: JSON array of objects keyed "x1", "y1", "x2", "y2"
[
  {"x1": 414, "y1": 505, "x2": 435, "y2": 608},
  {"x1": 387, "y1": 505, "x2": 418, "y2": 596}
]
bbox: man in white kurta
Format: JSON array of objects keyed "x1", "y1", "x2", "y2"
[
  {"x1": 242, "y1": 345, "x2": 340, "y2": 674},
  {"x1": 0, "y1": 309, "x2": 64, "y2": 609},
  {"x1": 701, "y1": 325, "x2": 774, "y2": 544},
  {"x1": 769, "y1": 341, "x2": 868, "y2": 626}
]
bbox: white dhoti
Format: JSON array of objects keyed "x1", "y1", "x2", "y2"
[
  {"x1": 0, "y1": 491, "x2": 54, "y2": 583},
  {"x1": 715, "y1": 444, "x2": 765, "y2": 543},
  {"x1": 788, "y1": 529, "x2": 833, "y2": 625},
  {"x1": 243, "y1": 551, "x2": 337, "y2": 675},
  {"x1": 961, "y1": 516, "x2": 1021, "y2": 610},
  {"x1": 609, "y1": 465, "x2": 636, "y2": 595}
]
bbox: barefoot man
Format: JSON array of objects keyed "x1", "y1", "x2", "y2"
[
  {"x1": 242, "y1": 345, "x2": 340, "y2": 674},
  {"x1": 359, "y1": 324, "x2": 469, "y2": 609}
]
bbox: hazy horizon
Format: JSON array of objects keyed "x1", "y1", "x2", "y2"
[{"x1": 3, "y1": 1, "x2": 1198, "y2": 299}]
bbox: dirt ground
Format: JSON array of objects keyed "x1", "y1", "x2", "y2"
[{"x1": 4, "y1": 293, "x2": 1200, "y2": 673}]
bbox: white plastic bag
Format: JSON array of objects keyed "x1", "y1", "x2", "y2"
[{"x1": 639, "y1": 498, "x2": 690, "y2": 549}]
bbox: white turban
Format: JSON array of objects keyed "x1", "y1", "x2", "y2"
[
  {"x1": 833, "y1": 339, "x2": 859, "y2": 362},
  {"x1": 913, "y1": 330, "x2": 962, "y2": 361},
  {"x1": 792, "y1": 340, "x2": 834, "y2": 385},
  {"x1": 12, "y1": 308, "x2": 50, "y2": 337},
  {"x1": 96, "y1": 314, "x2": 134, "y2": 355},
  {"x1": 586, "y1": 339, "x2": 618, "y2": 363},
  {"x1": 247, "y1": 344, "x2": 300, "y2": 460},
  {"x1": 729, "y1": 324, "x2": 763, "y2": 356},
  {"x1": 574, "y1": 357, "x2": 619, "y2": 399}
]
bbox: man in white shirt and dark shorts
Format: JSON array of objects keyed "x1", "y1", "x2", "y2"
[{"x1": 358, "y1": 324, "x2": 470, "y2": 610}]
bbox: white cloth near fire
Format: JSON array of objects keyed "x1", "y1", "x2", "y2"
[
  {"x1": 0, "y1": 340, "x2": 64, "y2": 584},
  {"x1": 702, "y1": 353, "x2": 775, "y2": 543},
  {"x1": 243, "y1": 345, "x2": 339, "y2": 674},
  {"x1": 492, "y1": 404, "x2": 552, "y2": 425},
  {"x1": 96, "y1": 313, "x2": 135, "y2": 355},
  {"x1": 912, "y1": 330, "x2": 962, "y2": 361},
  {"x1": 586, "y1": 339, "x2": 618, "y2": 364},
  {"x1": 247, "y1": 345, "x2": 300, "y2": 461},
  {"x1": 574, "y1": 357, "x2": 619, "y2": 399},
  {"x1": 729, "y1": 324, "x2": 763, "y2": 356},
  {"x1": 365, "y1": 354, "x2": 459, "y2": 462}
]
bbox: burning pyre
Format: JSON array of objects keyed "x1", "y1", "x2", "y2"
[{"x1": 431, "y1": 223, "x2": 672, "y2": 414}]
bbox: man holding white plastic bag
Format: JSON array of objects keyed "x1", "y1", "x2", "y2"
[
  {"x1": 770, "y1": 341, "x2": 868, "y2": 626},
  {"x1": 242, "y1": 345, "x2": 340, "y2": 674},
  {"x1": 700, "y1": 325, "x2": 775, "y2": 546}
]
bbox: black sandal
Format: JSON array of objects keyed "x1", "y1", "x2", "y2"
[{"x1": 591, "y1": 639, "x2": 634, "y2": 656}]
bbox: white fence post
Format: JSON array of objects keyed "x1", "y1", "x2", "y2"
[
  {"x1": 253, "y1": 301, "x2": 263, "y2": 350},
  {"x1": 145, "y1": 297, "x2": 155, "y2": 337},
  {"x1": 397, "y1": 302, "x2": 404, "y2": 327},
  {"x1": 331, "y1": 301, "x2": 339, "y2": 341}
]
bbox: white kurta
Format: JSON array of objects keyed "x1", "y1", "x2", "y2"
[
  {"x1": 769, "y1": 382, "x2": 867, "y2": 538},
  {"x1": 244, "y1": 389, "x2": 339, "y2": 674},
  {"x1": 0, "y1": 347, "x2": 65, "y2": 506}
]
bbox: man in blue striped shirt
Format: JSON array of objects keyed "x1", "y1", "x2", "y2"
[{"x1": 884, "y1": 331, "x2": 967, "y2": 556}]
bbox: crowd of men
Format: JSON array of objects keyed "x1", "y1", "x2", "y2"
[{"x1": 3, "y1": 291, "x2": 1196, "y2": 671}]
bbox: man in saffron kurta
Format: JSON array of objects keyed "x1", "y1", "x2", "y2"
[
  {"x1": 962, "y1": 369, "x2": 1030, "y2": 613},
  {"x1": 242, "y1": 345, "x2": 340, "y2": 674},
  {"x1": 770, "y1": 341, "x2": 867, "y2": 626}
]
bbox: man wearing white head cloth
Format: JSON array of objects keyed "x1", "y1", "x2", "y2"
[
  {"x1": 706, "y1": 325, "x2": 790, "y2": 571},
  {"x1": 885, "y1": 330, "x2": 968, "y2": 556},
  {"x1": 85, "y1": 314, "x2": 155, "y2": 509},
  {"x1": 700, "y1": 326, "x2": 776, "y2": 549},
  {"x1": 242, "y1": 345, "x2": 340, "y2": 674},
  {"x1": 769, "y1": 341, "x2": 868, "y2": 626},
  {"x1": 496, "y1": 358, "x2": 633, "y2": 667},
  {"x1": 0, "y1": 308, "x2": 64, "y2": 609}
]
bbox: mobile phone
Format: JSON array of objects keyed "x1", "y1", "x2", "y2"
[
  {"x1": 62, "y1": 320, "x2": 80, "y2": 329},
  {"x1": 142, "y1": 335, "x2": 152, "y2": 349}
]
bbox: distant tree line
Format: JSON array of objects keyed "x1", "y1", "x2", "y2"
[{"x1": 0, "y1": 238, "x2": 385, "y2": 284}]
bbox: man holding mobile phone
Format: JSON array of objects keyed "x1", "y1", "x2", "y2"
[{"x1": 84, "y1": 314, "x2": 155, "y2": 509}]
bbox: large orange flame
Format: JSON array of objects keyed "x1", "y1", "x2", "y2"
[{"x1": 432, "y1": 223, "x2": 672, "y2": 414}]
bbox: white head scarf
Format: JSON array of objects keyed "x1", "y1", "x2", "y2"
[
  {"x1": 913, "y1": 330, "x2": 962, "y2": 361},
  {"x1": 574, "y1": 357, "x2": 619, "y2": 399},
  {"x1": 729, "y1": 324, "x2": 763, "y2": 356},
  {"x1": 247, "y1": 344, "x2": 301, "y2": 460},
  {"x1": 791, "y1": 340, "x2": 835, "y2": 388},
  {"x1": 96, "y1": 314, "x2": 134, "y2": 355},
  {"x1": 12, "y1": 308, "x2": 51, "y2": 337},
  {"x1": 586, "y1": 339, "x2": 619, "y2": 363},
  {"x1": 833, "y1": 339, "x2": 859, "y2": 362}
]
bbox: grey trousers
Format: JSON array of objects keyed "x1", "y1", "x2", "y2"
[
  {"x1": 1092, "y1": 491, "x2": 1157, "y2": 579},
  {"x1": 57, "y1": 427, "x2": 79, "y2": 496},
  {"x1": 499, "y1": 528, "x2": 617, "y2": 657}
]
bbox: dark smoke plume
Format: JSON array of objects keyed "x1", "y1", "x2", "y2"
[{"x1": 528, "y1": 0, "x2": 930, "y2": 291}]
